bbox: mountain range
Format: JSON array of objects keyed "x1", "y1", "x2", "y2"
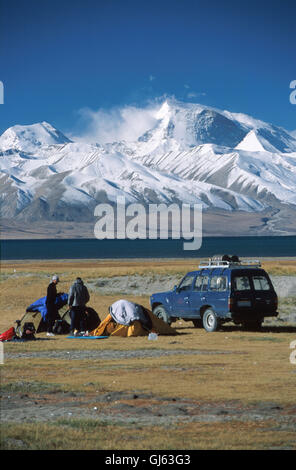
[{"x1": 1, "y1": 99, "x2": 296, "y2": 238}]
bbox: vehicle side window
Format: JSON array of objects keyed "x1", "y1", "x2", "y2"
[
  {"x1": 193, "y1": 275, "x2": 203, "y2": 291},
  {"x1": 201, "y1": 275, "x2": 209, "y2": 291},
  {"x1": 233, "y1": 276, "x2": 251, "y2": 291},
  {"x1": 210, "y1": 276, "x2": 218, "y2": 290},
  {"x1": 178, "y1": 275, "x2": 195, "y2": 292},
  {"x1": 218, "y1": 276, "x2": 228, "y2": 291},
  {"x1": 252, "y1": 275, "x2": 271, "y2": 291},
  {"x1": 210, "y1": 276, "x2": 227, "y2": 291}
]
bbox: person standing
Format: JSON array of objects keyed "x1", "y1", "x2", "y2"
[
  {"x1": 68, "y1": 277, "x2": 90, "y2": 335},
  {"x1": 46, "y1": 275, "x2": 60, "y2": 337}
]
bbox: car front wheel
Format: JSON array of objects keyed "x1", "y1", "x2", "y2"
[{"x1": 202, "y1": 309, "x2": 220, "y2": 332}]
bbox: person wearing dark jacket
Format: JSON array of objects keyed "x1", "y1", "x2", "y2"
[
  {"x1": 68, "y1": 277, "x2": 90, "y2": 335},
  {"x1": 46, "y1": 275, "x2": 60, "y2": 336}
]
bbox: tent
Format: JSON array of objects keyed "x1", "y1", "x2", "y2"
[
  {"x1": 26, "y1": 293, "x2": 68, "y2": 321},
  {"x1": 17, "y1": 293, "x2": 101, "y2": 335},
  {"x1": 109, "y1": 299, "x2": 152, "y2": 331},
  {"x1": 16, "y1": 293, "x2": 69, "y2": 334},
  {"x1": 61, "y1": 306, "x2": 101, "y2": 332},
  {"x1": 91, "y1": 300, "x2": 178, "y2": 337}
]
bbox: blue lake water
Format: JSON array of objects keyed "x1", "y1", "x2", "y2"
[{"x1": 1, "y1": 236, "x2": 295, "y2": 260}]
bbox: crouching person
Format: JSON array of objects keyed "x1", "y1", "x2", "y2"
[{"x1": 68, "y1": 277, "x2": 90, "y2": 336}]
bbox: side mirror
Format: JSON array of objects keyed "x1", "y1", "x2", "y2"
[{"x1": 173, "y1": 285, "x2": 179, "y2": 293}]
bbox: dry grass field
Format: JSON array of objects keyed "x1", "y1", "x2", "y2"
[{"x1": 1, "y1": 258, "x2": 296, "y2": 450}]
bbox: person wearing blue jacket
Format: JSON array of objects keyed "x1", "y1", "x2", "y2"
[{"x1": 68, "y1": 277, "x2": 90, "y2": 335}]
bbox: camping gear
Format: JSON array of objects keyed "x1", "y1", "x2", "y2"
[
  {"x1": 148, "y1": 332, "x2": 158, "y2": 341},
  {"x1": 17, "y1": 298, "x2": 100, "y2": 336},
  {"x1": 91, "y1": 304, "x2": 178, "y2": 338},
  {"x1": 0, "y1": 323, "x2": 36, "y2": 341},
  {"x1": 20, "y1": 322, "x2": 36, "y2": 340},
  {"x1": 26, "y1": 293, "x2": 68, "y2": 321},
  {"x1": 15, "y1": 310, "x2": 48, "y2": 335},
  {"x1": 15, "y1": 293, "x2": 69, "y2": 335},
  {"x1": 66, "y1": 335, "x2": 109, "y2": 339},
  {"x1": 0, "y1": 327, "x2": 16, "y2": 342},
  {"x1": 52, "y1": 319, "x2": 70, "y2": 335}
]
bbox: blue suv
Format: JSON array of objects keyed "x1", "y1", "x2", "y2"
[{"x1": 150, "y1": 255, "x2": 278, "y2": 332}]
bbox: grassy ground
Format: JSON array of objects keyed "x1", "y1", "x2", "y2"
[{"x1": 1, "y1": 259, "x2": 296, "y2": 450}]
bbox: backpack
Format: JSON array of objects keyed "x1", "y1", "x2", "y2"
[
  {"x1": 53, "y1": 319, "x2": 70, "y2": 335},
  {"x1": 0, "y1": 327, "x2": 16, "y2": 342},
  {"x1": 21, "y1": 322, "x2": 36, "y2": 340}
]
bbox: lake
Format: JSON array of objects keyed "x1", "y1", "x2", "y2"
[{"x1": 1, "y1": 236, "x2": 295, "y2": 260}]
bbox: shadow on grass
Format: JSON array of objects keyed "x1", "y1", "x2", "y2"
[
  {"x1": 220, "y1": 325, "x2": 296, "y2": 334},
  {"x1": 6, "y1": 338, "x2": 54, "y2": 343},
  {"x1": 174, "y1": 324, "x2": 296, "y2": 334}
]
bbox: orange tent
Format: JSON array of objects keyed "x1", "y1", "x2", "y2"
[{"x1": 91, "y1": 308, "x2": 177, "y2": 337}]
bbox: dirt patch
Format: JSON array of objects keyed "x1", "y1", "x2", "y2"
[
  {"x1": 4, "y1": 348, "x2": 238, "y2": 361},
  {"x1": 1, "y1": 388, "x2": 296, "y2": 431}
]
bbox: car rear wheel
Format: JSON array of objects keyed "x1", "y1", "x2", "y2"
[
  {"x1": 153, "y1": 305, "x2": 171, "y2": 325},
  {"x1": 202, "y1": 309, "x2": 220, "y2": 332}
]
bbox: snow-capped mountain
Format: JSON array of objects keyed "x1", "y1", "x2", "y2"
[
  {"x1": 0, "y1": 121, "x2": 72, "y2": 153},
  {"x1": 1, "y1": 99, "x2": 296, "y2": 234}
]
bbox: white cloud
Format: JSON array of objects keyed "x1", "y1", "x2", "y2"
[
  {"x1": 187, "y1": 91, "x2": 206, "y2": 99},
  {"x1": 71, "y1": 102, "x2": 160, "y2": 145},
  {"x1": 149, "y1": 75, "x2": 156, "y2": 81}
]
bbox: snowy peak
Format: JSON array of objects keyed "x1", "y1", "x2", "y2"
[
  {"x1": 137, "y1": 99, "x2": 296, "y2": 155},
  {"x1": 234, "y1": 128, "x2": 296, "y2": 153},
  {"x1": 236, "y1": 130, "x2": 267, "y2": 152},
  {"x1": 145, "y1": 99, "x2": 247, "y2": 149},
  {"x1": 224, "y1": 110, "x2": 296, "y2": 153},
  {"x1": 0, "y1": 121, "x2": 72, "y2": 152},
  {"x1": 145, "y1": 99, "x2": 296, "y2": 154}
]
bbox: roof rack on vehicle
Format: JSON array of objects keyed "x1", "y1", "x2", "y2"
[{"x1": 198, "y1": 254, "x2": 261, "y2": 269}]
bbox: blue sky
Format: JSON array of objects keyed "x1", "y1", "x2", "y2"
[{"x1": 0, "y1": 0, "x2": 295, "y2": 136}]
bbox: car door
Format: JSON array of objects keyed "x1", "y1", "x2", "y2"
[
  {"x1": 171, "y1": 274, "x2": 196, "y2": 317},
  {"x1": 187, "y1": 273, "x2": 203, "y2": 318},
  {"x1": 208, "y1": 274, "x2": 229, "y2": 316},
  {"x1": 250, "y1": 271, "x2": 277, "y2": 315}
]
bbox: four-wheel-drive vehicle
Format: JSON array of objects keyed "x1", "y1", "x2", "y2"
[{"x1": 150, "y1": 255, "x2": 278, "y2": 332}]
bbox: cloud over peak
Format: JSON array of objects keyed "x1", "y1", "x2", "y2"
[{"x1": 71, "y1": 102, "x2": 161, "y2": 145}]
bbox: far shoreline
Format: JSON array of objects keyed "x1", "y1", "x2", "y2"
[{"x1": 1, "y1": 256, "x2": 296, "y2": 265}]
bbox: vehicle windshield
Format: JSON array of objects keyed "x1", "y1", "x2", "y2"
[{"x1": 178, "y1": 275, "x2": 195, "y2": 291}]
